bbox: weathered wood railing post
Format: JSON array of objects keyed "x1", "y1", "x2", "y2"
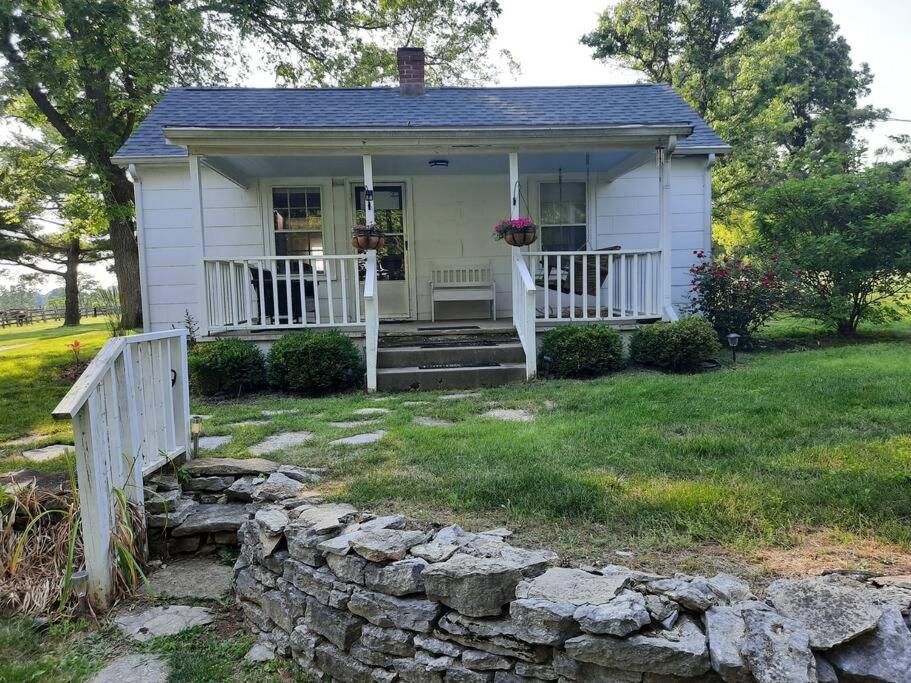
[
  {"x1": 364, "y1": 250, "x2": 379, "y2": 393},
  {"x1": 53, "y1": 329, "x2": 190, "y2": 610}
]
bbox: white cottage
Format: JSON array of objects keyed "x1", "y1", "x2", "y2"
[{"x1": 114, "y1": 48, "x2": 729, "y2": 391}]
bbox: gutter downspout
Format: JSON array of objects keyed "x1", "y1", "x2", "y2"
[{"x1": 127, "y1": 164, "x2": 152, "y2": 332}]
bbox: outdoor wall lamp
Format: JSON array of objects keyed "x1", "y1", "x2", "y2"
[
  {"x1": 726, "y1": 333, "x2": 740, "y2": 364},
  {"x1": 191, "y1": 415, "x2": 202, "y2": 457},
  {"x1": 365, "y1": 188, "x2": 374, "y2": 212}
]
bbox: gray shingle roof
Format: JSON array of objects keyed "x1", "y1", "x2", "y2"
[{"x1": 114, "y1": 84, "x2": 728, "y2": 159}]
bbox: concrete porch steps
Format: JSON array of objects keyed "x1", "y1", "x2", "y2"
[
  {"x1": 376, "y1": 362, "x2": 527, "y2": 391},
  {"x1": 375, "y1": 330, "x2": 527, "y2": 390}
]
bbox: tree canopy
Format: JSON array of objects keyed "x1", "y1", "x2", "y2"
[
  {"x1": 0, "y1": 0, "x2": 506, "y2": 327},
  {"x1": 583, "y1": 0, "x2": 885, "y2": 217}
]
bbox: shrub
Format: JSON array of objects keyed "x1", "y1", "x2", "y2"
[
  {"x1": 267, "y1": 330, "x2": 363, "y2": 395},
  {"x1": 188, "y1": 338, "x2": 266, "y2": 396},
  {"x1": 540, "y1": 324, "x2": 625, "y2": 378},
  {"x1": 689, "y1": 246, "x2": 793, "y2": 341},
  {"x1": 755, "y1": 168, "x2": 911, "y2": 336},
  {"x1": 629, "y1": 317, "x2": 720, "y2": 372}
]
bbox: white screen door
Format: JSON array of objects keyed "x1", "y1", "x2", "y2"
[{"x1": 354, "y1": 184, "x2": 411, "y2": 319}]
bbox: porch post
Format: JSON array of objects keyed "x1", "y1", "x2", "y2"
[
  {"x1": 362, "y1": 155, "x2": 375, "y2": 224},
  {"x1": 508, "y1": 152, "x2": 520, "y2": 221},
  {"x1": 189, "y1": 155, "x2": 210, "y2": 336},
  {"x1": 657, "y1": 138, "x2": 676, "y2": 319}
]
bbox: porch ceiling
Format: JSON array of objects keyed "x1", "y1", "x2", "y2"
[{"x1": 204, "y1": 150, "x2": 645, "y2": 187}]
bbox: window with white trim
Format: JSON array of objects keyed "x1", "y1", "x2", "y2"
[
  {"x1": 271, "y1": 187, "x2": 323, "y2": 256},
  {"x1": 539, "y1": 181, "x2": 587, "y2": 251}
]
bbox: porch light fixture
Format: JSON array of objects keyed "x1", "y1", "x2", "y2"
[
  {"x1": 428, "y1": 159, "x2": 449, "y2": 167},
  {"x1": 726, "y1": 333, "x2": 740, "y2": 364},
  {"x1": 364, "y1": 188, "x2": 374, "y2": 212},
  {"x1": 191, "y1": 415, "x2": 202, "y2": 457}
]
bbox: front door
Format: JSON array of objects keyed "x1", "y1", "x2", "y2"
[{"x1": 354, "y1": 184, "x2": 411, "y2": 319}]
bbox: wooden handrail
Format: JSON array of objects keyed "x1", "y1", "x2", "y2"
[{"x1": 52, "y1": 337, "x2": 128, "y2": 419}]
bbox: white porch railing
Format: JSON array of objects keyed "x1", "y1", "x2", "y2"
[
  {"x1": 52, "y1": 329, "x2": 190, "y2": 609},
  {"x1": 204, "y1": 255, "x2": 366, "y2": 332},
  {"x1": 511, "y1": 251, "x2": 537, "y2": 379},
  {"x1": 523, "y1": 249, "x2": 663, "y2": 321}
]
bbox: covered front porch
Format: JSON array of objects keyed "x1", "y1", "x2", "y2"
[{"x1": 174, "y1": 132, "x2": 687, "y2": 390}]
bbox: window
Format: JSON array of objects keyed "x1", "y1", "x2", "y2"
[
  {"x1": 271, "y1": 187, "x2": 323, "y2": 256},
  {"x1": 539, "y1": 181, "x2": 587, "y2": 251}
]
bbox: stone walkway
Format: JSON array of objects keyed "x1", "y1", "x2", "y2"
[
  {"x1": 482, "y1": 408, "x2": 535, "y2": 422},
  {"x1": 20, "y1": 443, "x2": 73, "y2": 462},
  {"x1": 197, "y1": 435, "x2": 231, "y2": 450},
  {"x1": 89, "y1": 654, "x2": 170, "y2": 683},
  {"x1": 148, "y1": 557, "x2": 234, "y2": 600},
  {"x1": 330, "y1": 430, "x2": 387, "y2": 446},
  {"x1": 114, "y1": 605, "x2": 215, "y2": 643},
  {"x1": 248, "y1": 431, "x2": 313, "y2": 456}
]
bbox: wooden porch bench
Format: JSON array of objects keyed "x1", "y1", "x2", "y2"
[{"x1": 430, "y1": 261, "x2": 496, "y2": 322}]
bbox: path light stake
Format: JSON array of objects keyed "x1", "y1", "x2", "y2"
[
  {"x1": 726, "y1": 333, "x2": 740, "y2": 364},
  {"x1": 191, "y1": 415, "x2": 202, "y2": 458}
]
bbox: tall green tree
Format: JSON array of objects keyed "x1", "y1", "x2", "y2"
[
  {"x1": 0, "y1": 0, "x2": 506, "y2": 328},
  {"x1": 583, "y1": 0, "x2": 885, "y2": 217},
  {"x1": 0, "y1": 139, "x2": 109, "y2": 326}
]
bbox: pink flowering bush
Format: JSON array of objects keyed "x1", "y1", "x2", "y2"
[
  {"x1": 492, "y1": 217, "x2": 536, "y2": 240},
  {"x1": 689, "y1": 246, "x2": 793, "y2": 340}
]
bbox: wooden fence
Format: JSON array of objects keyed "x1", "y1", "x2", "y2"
[
  {"x1": 52, "y1": 329, "x2": 190, "y2": 608},
  {"x1": 0, "y1": 305, "x2": 117, "y2": 327}
]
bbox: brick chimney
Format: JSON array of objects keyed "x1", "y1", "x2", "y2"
[{"x1": 397, "y1": 47, "x2": 426, "y2": 96}]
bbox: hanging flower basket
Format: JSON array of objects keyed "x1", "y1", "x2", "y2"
[
  {"x1": 351, "y1": 224, "x2": 385, "y2": 251},
  {"x1": 493, "y1": 218, "x2": 537, "y2": 247}
]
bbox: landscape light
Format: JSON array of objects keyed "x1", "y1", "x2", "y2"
[
  {"x1": 726, "y1": 333, "x2": 740, "y2": 364},
  {"x1": 191, "y1": 415, "x2": 202, "y2": 457}
]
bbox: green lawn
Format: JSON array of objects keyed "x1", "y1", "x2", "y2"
[
  {"x1": 193, "y1": 320, "x2": 911, "y2": 577},
  {"x1": 0, "y1": 320, "x2": 111, "y2": 472}
]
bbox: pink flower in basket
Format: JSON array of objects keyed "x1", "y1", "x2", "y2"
[{"x1": 493, "y1": 217, "x2": 537, "y2": 240}]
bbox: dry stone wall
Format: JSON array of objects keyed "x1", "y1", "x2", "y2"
[{"x1": 232, "y1": 498, "x2": 911, "y2": 682}]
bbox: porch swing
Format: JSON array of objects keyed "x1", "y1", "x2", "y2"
[{"x1": 530, "y1": 164, "x2": 620, "y2": 305}]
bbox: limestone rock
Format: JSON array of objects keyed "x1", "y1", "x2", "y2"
[
  {"x1": 350, "y1": 641, "x2": 395, "y2": 668},
  {"x1": 394, "y1": 657, "x2": 444, "y2": 683},
  {"x1": 253, "y1": 472, "x2": 304, "y2": 502},
  {"x1": 509, "y1": 598, "x2": 579, "y2": 645},
  {"x1": 645, "y1": 594, "x2": 679, "y2": 630},
  {"x1": 445, "y1": 666, "x2": 494, "y2": 682},
  {"x1": 551, "y1": 652, "x2": 640, "y2": 682},
  {"x1": 415, "y1": 634, "x2": 463, "y2": 657},
  {"x1": 349, "y1": 529, "x2": 429, "y2": 562},
  {"x1": 284, "y1": 558, "x2": 350, "y2": 607},
  {"x1": 827, "y1": 605, "x2": 911, "y2": 682},
  {"x1": 411, "y1": 541, "x2": 460, "y2": 563},
  {"x1": 144, "y1": 488, "x2": 181, "y2": 514},
  {"x1": 645, "y1": 576, "x2": 717, "y2": 613},
  {"x1": 872, "y1": 575, "x2": 911, "y2": 591},
  {"x1": 705, "y1": 574, "x2": 755, "y2": 604},
  {"x1": 114, "y1": 605, "x2": 215, "y2": 643},
  {"x1": 436, "y1": 611, "x2": 546, "y2": 663},
  {"x1": 295, "y1": 503, "x2": 359, "y2": 534},
  {"x1": 516, "y1": 567, "x2": 631, "y2": 607},
  {"x1": 277, "y1": 464, "x2": 323, "y2": 483},
  {"x1": 703, "y1": 603, "x2": 768, "y2": 683},
  {"x1": 461, "y1": 649, "x2": 512, "y2": 670},
  {"x1": 244, "y1": 642, "x2": 275, "y2": 663},
  {"x1": 739, "y1": 606, "x2": 816, "y2": 683},
  {"x1": 348, "y1": 589, "x2": 443, "y2": 633},
  {"x1": 255, "y1": 507, "x2": 289, "y2": 535},
  {"x1": 261, "y1": 585, "x2": 306, "y2": 632},
  {"x1": 423, "y1": 549, "x2": 555, "y2": 617},
  {"x1": 285, "y1": 524, "x2": 331, "y2": 566},
  {"x1": 170, "y1": 502, "x2": 248, "y2": 536},
  {"x1": 313, "y1": 642, "x2": 375, "y2": 682},
  {"x1": 364, "y1": 558, "x2": 428, "y2": 596},
  {"x1": 88, "y1": 654, "x2": 170, "y2": 683},
  {"x1": 327, "y1": 551, "x2": 368, "y2": 584},
  {"x1": 574, "y1": 590, "x2": 651, "y2": 636},
  {"x1": 226, "y1": 476, "x2": 264, "y2": 502},
  {"x1": 150, "y1": 557, "x2": 233, "y2": 600},
  {"x1": 360, "y1": 514, "x2": 407, "y2": 531},
  {"x1": 415, "y1": 648, "x2": 455, "y2": 672},
  {"x1": 359, "y1": 624, "x2": 415, "y2": 657},
  {"x1": 185, "y1": 475, "x2": 233, "y2": 492},
  {"x1": 146, "y1": 497, "x2": 196, "y2": 529},
  {"x1": 564, "y1": 614, "x2": 710, "y2": 677},
  {"x1": 814, "y1": 654, "x2": 838, "y2": 683},
  {"x1": 183, "y1": 457, "x2": 277, "y2": 476},
  {"x1": 766, "y1": 574, "x2": 882, "y2": 649},
  {"x1": 306, "y1": 596, "x2": 363, "y2": 649}
]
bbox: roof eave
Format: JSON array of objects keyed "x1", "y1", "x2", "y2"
[{"x1": 159, "y1": 123, "x2": 695, "y2": 155}]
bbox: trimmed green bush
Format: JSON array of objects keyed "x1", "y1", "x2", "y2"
[
  {"x1": 188, "y1": 338, "x2": 266, "y2": 396},
  {"x1": 629, "y1": 317, "x2": 720, "y2": 372},
  {"x1": 267, "y1": 330, "x2": 363, "y2": 395},
  {"x1": 540, "y1": 324, "x2": 625, "y2": 378}
]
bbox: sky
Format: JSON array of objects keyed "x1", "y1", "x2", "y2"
[{"x1": 4, "y1": 0, "x2": 910, "y2": 292}]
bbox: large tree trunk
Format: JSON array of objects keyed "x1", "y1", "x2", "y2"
[
  {"x1": 106, "y1": 166, "x2": 143, "y2": 330},
  {"x1": 62, "y1": 238, "x2": 81, "y2": 326}
]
